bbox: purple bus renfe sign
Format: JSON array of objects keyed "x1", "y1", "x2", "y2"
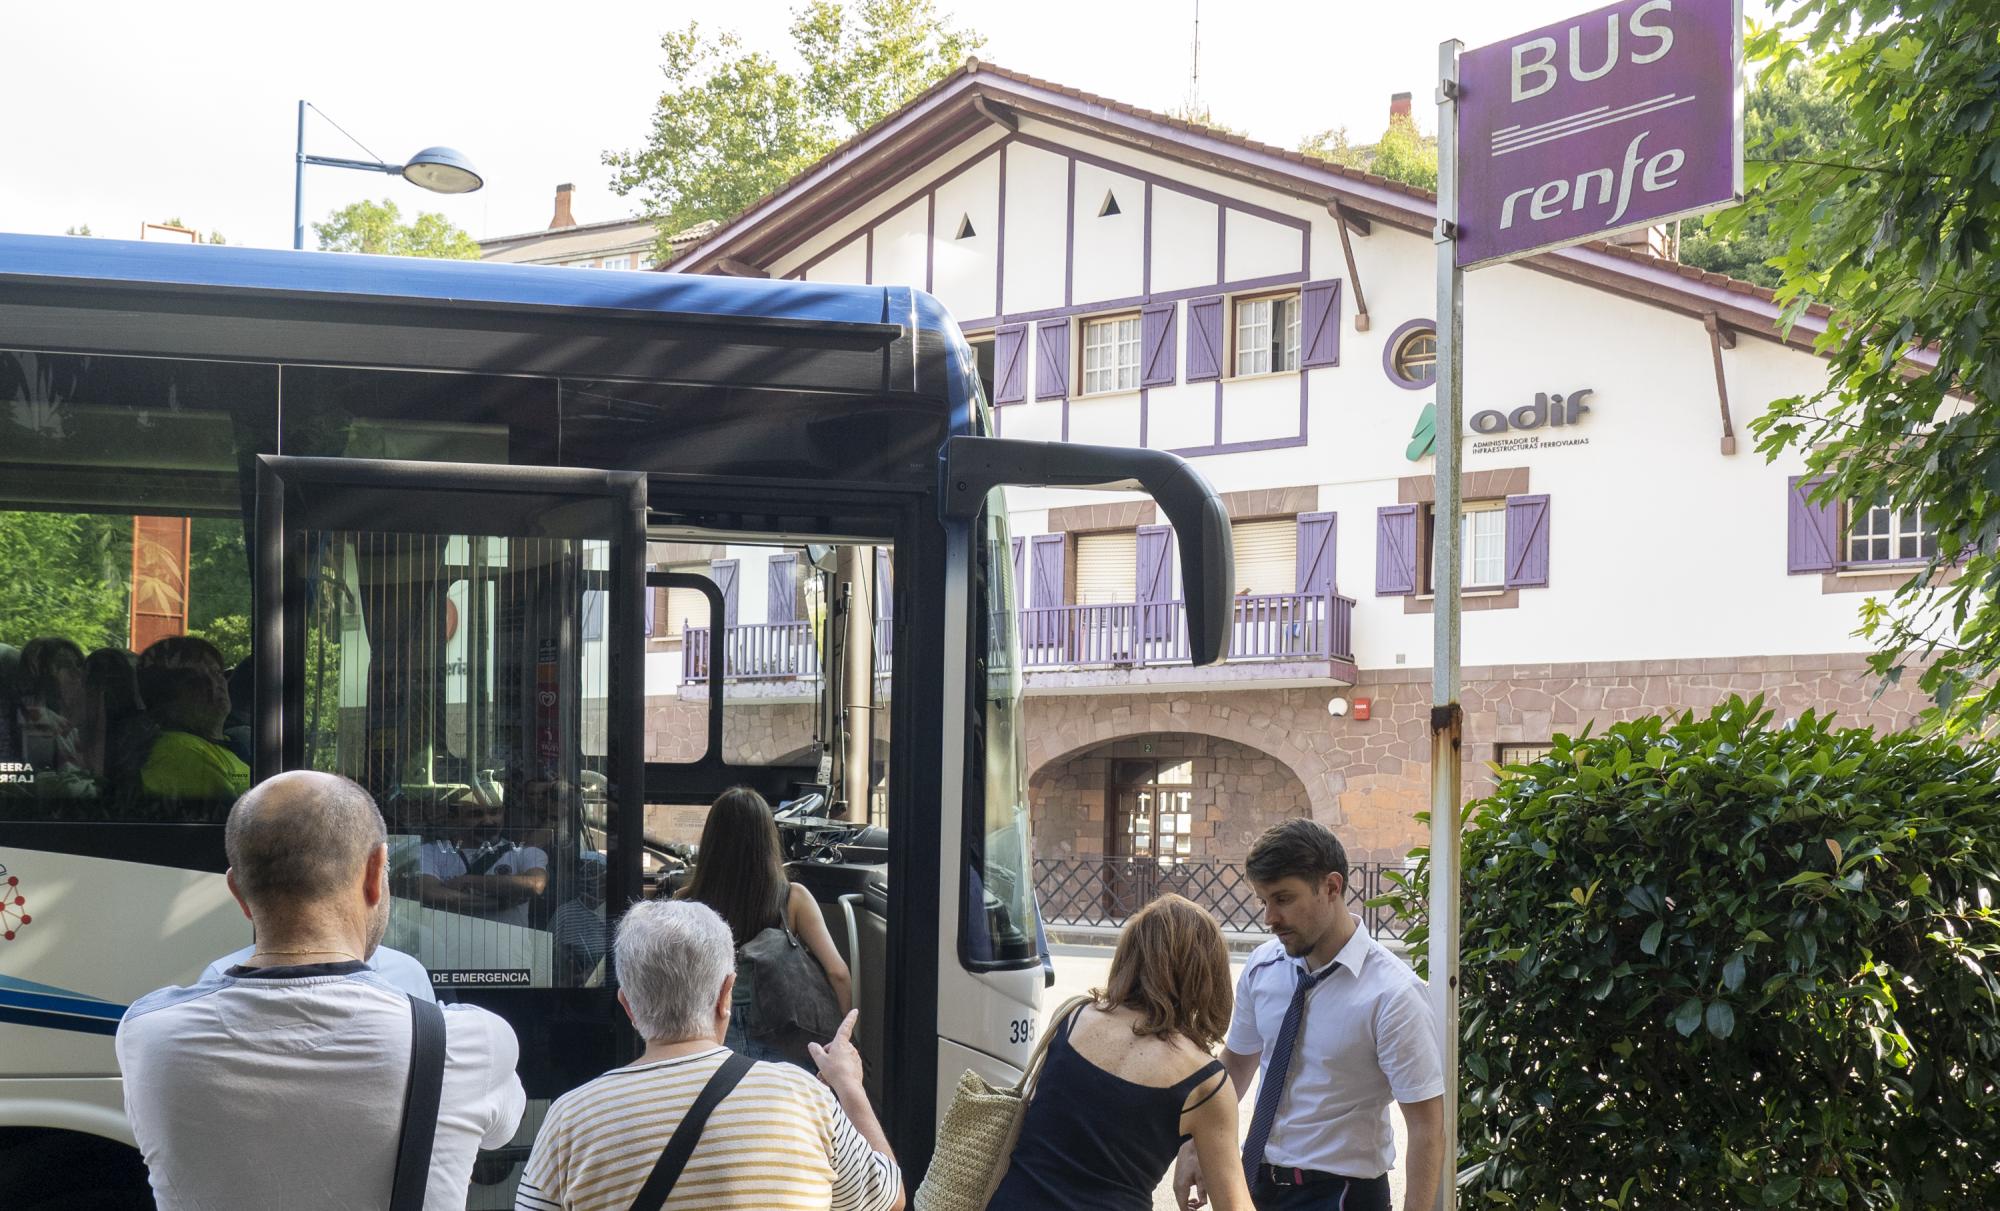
[{"x1": 1455, "y1": 0, "x2": 1742, "y2": 269}]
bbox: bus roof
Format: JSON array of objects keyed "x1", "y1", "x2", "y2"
[
  {"x1": 0, "y1": 231, "x2": 928, "y2": 334},
  {"x1": 0, "y1": 233, "x2": 975, "y2": 410}
]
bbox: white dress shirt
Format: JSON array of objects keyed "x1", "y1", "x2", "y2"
[{"x1": 1224, "y1": 915, "x2": 1444, "y2": 1177}]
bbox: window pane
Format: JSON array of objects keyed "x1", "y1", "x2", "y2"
[
  {"x1": 1235, "y1": 300, "x2": 1272, "y2": 377},
  {"x1": 282, "y1": 365, "x2": 556, "y2": 466},
  {"x1": 0, "y1": 350, "x2": 274, "y2": 823},
  {"x1": 1463, "y1": 507, "x2": 1507, "y2": 588},
  {"x1": 1277, "y1": 298, "x2": 1301, "y2": 372}
]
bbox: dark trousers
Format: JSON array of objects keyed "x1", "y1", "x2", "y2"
[{"x1": 1249, "y1": 1170, "x2": 1392, "y2": 1211}]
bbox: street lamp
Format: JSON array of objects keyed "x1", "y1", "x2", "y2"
[{"x1": 293, "y1": 100, "x2": 483, "y2": 250}]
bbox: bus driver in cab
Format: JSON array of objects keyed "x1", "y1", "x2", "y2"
[{"x1": 416, "y1": 794, "x2": 550, "y2": 925}]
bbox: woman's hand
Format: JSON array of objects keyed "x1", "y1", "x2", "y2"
[{"x1": 808, "y1": 1009, "x2": 866, "y2": 1093}]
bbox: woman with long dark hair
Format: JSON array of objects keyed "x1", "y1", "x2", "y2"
[{"x1": 678, "y1": 786, "x2": 852, "y2": 1061}]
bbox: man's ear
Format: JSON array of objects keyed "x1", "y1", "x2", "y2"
[
  {"x1": 362, "y1": 843, "x2": 389, "y2": 907},
  {"x1": 1323, "y1": 870, "x2": 1346, "y2": 903},
  {"x1": 617, "y1": 988, "x2": 638, "y2": 1030},
  {"x1": 716, "y1": 971, "x2": 737, "y2": 1018},
  {"x1": 225, "y1": 868, "x2": 254, "y2": 921}
]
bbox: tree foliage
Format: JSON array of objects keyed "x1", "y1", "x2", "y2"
[
  {"x1": 605, "y1": 0, "x2": 981, "y2": 258},
  {"x1": 1743, "y1": 0, "x2": 2000, "y2": 733},
  {"x1": 313, "y1": 198, "x2": 481, "y2": 259},
  {"x1": 1678, "y1": 64, "x2": 1845, "y2": 285},
  {"x1": 0, "y1": 511, "x2": 129, "y2": 653},
  {"x1": 1388, "y1": 698, "x2": 2000, "y2": 1208},
  {"x1": 1299, "y1": 114, "x2": 1437, "y2": 192}
]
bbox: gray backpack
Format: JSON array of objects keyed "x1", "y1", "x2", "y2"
[{"x1": 735, "y1": 885, "x2": 843, "y2": 1065}]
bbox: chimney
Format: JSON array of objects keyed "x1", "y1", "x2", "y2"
[
  {"x1": 1608, "y1": 223, "x2": 1675, "y2": 260},
  {"x1": 549, "y1": 183, "x2": 577, "y2": 231},
  {"x1": 1390, "y1": 92, "x2": 1412, "y2": 122}
]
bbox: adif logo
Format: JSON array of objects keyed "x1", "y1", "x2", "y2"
[{"x1": 1406, "y1": 389, "x2": 1597, "y2": 461}]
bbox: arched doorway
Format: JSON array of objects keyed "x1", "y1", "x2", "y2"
[{"x1": 1028, "y1": 732, "x2": 1312, "y2": 928}]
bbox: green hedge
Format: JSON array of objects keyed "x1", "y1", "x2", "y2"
[{"x1": 1388, "y1": 697, "x2": 2000, "y2": 1208}]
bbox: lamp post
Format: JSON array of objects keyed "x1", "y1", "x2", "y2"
[{"x1": 293, "y1": 100, "x2": 483, "y2": 250}]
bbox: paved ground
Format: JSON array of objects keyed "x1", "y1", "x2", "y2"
[{"x1": 1042, "y1": 944, "x2": 1409, "y2": 1211}]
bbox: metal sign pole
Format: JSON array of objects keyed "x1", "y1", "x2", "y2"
[{"x1": 1429, "y1": 36, "x2": 1464, "y2": 1211}]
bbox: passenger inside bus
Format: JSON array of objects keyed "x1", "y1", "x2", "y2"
[
  {"x1": 134, "y1": 636, "x2": 251, "y2": 804},
  {"x1": 17, "y1": 637, "x2": 87, "y2": 774},
  {"x1": 80, "y1": 647, "x2": 145, "y2": 783}
]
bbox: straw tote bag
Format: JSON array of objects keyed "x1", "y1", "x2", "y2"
[{"x1": 914, "y1": 995, "x2": 1092, "y2": 1211}]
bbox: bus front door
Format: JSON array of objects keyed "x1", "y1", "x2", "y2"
[{"x1": 254, "y1": 455, "x2": 648, "y2": 1204}]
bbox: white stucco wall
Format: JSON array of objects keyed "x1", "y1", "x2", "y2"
[{"x1": 761, "y1": 113, "x2": 1873, "y2": 672}]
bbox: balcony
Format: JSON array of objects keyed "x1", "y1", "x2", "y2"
[
  {"x1": 677, "y1": 622, "x2": 890, "y2": 701},
  {"x1": 675, "y1": 590, "x2": 1355, "y2": 696}
]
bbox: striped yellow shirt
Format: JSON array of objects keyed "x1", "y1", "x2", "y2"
[{"x1": 515, "y1": 1046, "x2": 901, "y2": 1211}]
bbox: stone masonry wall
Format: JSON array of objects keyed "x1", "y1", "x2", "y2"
[
  {"x1": 1022, "y1": 653, "x2": 1934, "y2": 866},
  {"x1": 1029, "y1": 733, "x2": 1312, "y2": 863}
]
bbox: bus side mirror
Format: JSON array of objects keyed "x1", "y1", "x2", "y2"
[{"x1": 939, "y1": 436, "x2": 1234, "y2": 666}]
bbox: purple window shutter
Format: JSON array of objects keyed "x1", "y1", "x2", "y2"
[
  {"x1": 767, "y1": 555, "x2": 796, "y2": 623},
  {"x1": 1029, "y1": 533, "x2": 1065, "y2": 644},
  {"x1": 1296, "y1": 512, "x2": 1336, "y2": 594},
  {"x1": 876, "y1": 548, "x2": 894, "y2": 621},
  {"x1": 1300, "y1": 280, "x2": 1341, "y2": 369},
  {"x1": 1030, "y1": 534, "x2": 1065, "y2": 606},
  {"x1": 1505, "y1": 495, "x2": 1551, "y2": 588},
  {"x1": 1376, "y1": 505, "x2": 1418, "y2": 596},
  {"x1": 993, "y1": 323, "x2": 1027, "y2": 405},
  {"x1": 710, "y1": 559, "x2": 739, "y2": 628},
  {"x1": 1036, "y1": 319, "x2": 1070, "y2": 400},
  {"x1": 1186, "y1": 296, "x2": 1223, "y2": 382},
  {"x1": 1787, "y1": 475, "x2": 1838, "y2": 573},
  {"x1": 1140, "y1": 303, "x2": 1177, "y2": 387},
  {"x1": 1011, "y1": 536, "x2": 1025, "y2": 598},
  {"x1": 1136, "y1": 524, "x2": 1173, "y2": 639}
]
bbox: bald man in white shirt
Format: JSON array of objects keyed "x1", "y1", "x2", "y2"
[{"x1": 1175, "y1": 819, "x2": 1444, "y2": 1211}]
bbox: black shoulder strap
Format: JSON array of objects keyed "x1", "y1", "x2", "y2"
[
  {"x1": 389, "y1": 995, "x2": 448, "y2": 1211},
  {"x1": 628, "y1": 1052, "x2": 757, "y2": 1211}
]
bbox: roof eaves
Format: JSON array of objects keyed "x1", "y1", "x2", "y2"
[
  {"x1": 667, "y1": 59, "x2": 1824, "y2": 351},
  {"x1": 478, "y1": 214, "x2": 657, "y2": 248}
]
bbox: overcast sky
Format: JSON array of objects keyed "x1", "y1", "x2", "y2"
[{"x1": 3, "y1": 0, "x2": 1723, "y2": 250}]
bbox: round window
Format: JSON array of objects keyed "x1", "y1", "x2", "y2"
[{"x1": 1392, "y1": 328, "x2": 1437, "y2": 386}]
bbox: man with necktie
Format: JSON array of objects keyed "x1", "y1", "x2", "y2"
[{"x1": 1173, "y1": 819, "x2": 1444, "y2": 1211}]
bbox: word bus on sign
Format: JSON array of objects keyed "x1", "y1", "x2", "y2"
[{"x1": 1455, "y1": 0, "x2": 1742, "y2": 268}]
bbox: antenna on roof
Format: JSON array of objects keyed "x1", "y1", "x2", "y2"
[{"x1": 1185, "y1": 0, "x2": 1203, "y2": 117}]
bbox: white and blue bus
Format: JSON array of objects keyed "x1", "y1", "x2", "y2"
[{"x1": 0, "y1": 233, "x2": 1232, "y2": 1206}]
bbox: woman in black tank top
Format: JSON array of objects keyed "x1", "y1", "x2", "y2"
[{"x1": 988, "y1": 894, "x2": 1253, "y2": 1211}]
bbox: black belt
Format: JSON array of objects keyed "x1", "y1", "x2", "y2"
[{"x1": 1259, "y1": 1163, "x2": 1344, "y2": 1187}]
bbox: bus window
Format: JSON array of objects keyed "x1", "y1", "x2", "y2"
[
  {"x1": 279, "y1": 365, "x2": 557, "y2": 466},
  {"x1": 964, "y1": 492, "x2": 1037, "y2": 966},
  {"x1": 0, "y1": 349, "x2": 275, "y2": 821}
]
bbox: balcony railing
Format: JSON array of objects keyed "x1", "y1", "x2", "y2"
[
  {"x1": 680, "y1": 622, "x2": 892, "y2": 683},
  {"x1": 679, "y1": 590, "x2": 1353, "y2": 683},
  {"x1": 1020, "y1": 591, "x2": 1354, "y2": 669},
  {"x1": 1034, "y1": 856, "x2": 1420, "y2": 941}
]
